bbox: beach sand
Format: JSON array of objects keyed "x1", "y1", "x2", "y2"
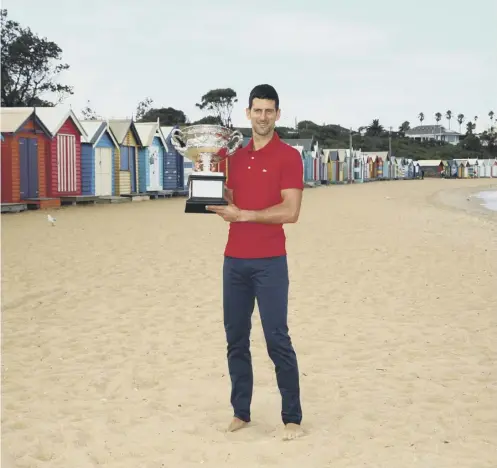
[{"x1": 2, "y1": 178, "x2": 496, "y2": 468}]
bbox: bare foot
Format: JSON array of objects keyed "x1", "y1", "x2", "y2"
[
  {"x1": 283, "y1": 423, "x2": 304, "y2": 441},
  {"x1": 226, "y1": 417, "x2": 249, "y2": 432}
]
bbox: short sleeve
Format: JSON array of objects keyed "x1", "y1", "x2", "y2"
[{"x1": 280, "y1": 148, "x2": 304, "y2": 190}]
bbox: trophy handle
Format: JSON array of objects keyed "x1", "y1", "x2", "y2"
[
  {"x1": 225, "y1": 130, "x2": 244, "y2": 156},
  {"x1": 170, "y1": 128, "x2": 187, "y2": 156}
]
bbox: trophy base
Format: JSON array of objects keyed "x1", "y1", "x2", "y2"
[
  {"x1": 185, "y1": 197, "x2": 228, "y2": 214},
  {"x1": 185, "y1": 172, "x2": 227, "y2": 214}
]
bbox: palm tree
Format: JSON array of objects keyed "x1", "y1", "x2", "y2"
[
  {"x1": 366, "y1": 119, "x2": 384, "y2": 136},
  {"x1": 489, "y1": 110, "x2": 495, "y2": 130},
  {"x1": 435, "y1": 112, "x2": 442, "y2": 125},
  {"x1": 466, "y1": 121, "x2": 476, "y2": 134},
  {"x1": 446, "y1": 110, "x2": 452, "y2": 129},
  {"x1": 457, "y1": 113, "x2": 465, "y2": 132},
  {"x1": 418, "y1": 112, "x2": 425, "y2": 125}
]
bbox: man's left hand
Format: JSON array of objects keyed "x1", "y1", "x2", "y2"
[{"x1": 206, "y1": 204, "x2": 243, "y2": 222}]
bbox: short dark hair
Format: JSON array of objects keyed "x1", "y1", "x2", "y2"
[{"x1": 248, "y1": 84, "x2": 279, "y2": 110}]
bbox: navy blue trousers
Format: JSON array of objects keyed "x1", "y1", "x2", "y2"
[{"x1": 223, "y1": 255, "x2": 302, "y2": 425}]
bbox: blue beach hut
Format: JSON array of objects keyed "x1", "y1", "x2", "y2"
[
  {"x1": 135, "y1": 120, "x2": 167, "y2": 193},
  {"x1": 161, "y1": 126, "x2": 186, "y2": 193},
  {"x1": 80, "y1": 120, "x2": 120, "y2": 197}
]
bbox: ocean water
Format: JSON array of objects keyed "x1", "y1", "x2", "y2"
[{"x1": 475, "y1": 190, "x2": 497, "y2": 212}]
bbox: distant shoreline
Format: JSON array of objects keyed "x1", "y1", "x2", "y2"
[{"x1": 430, "y1": 180, "x2": 497, "y2": 224}]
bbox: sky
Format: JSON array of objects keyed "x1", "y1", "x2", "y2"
[{"x1": 5, "y1": 0, "x2": 497, "y2": 133}]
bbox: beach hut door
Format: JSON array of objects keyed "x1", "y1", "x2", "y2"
[
  {"x1": 148, "y1": 146, "x2": 161, "y2": 191},
  {"x1": 95, "y1": 147, "x2": 112, "y2": 196},
  {"x1": 19, "y1": 138, "x2": 39, "y2": 199},
  {"x1": 57, "y1": 134, "x2": 77, "y2": 193}
]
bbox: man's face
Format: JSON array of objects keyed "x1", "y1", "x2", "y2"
[{"x1": 246, "y1": 98, "x2": 281, "y2": 137}]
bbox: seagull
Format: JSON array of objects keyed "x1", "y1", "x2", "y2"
[{"x1": 47, "y1": 214, "x2": 56, "y2": 226}]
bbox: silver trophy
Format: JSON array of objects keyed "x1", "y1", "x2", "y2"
[{"x1": 170, "y1": 125, "x2": 243, "y2": 213}]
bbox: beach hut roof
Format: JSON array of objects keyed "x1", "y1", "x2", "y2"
[
  {"x1": 135, "y1": 121, "x2": 167, "y2": 148},
  {"x1": 0, "y1": 107, "x2": 34, "y2": 133},
  {"x1": 0, "y1": 107, "x2": 51, "y2": 136},
  {"x1": 324, "y1": 148, "x2": 348, "y2": 161},
  {"x1": 416, "y1": 159, "x2": 443, "y2": 167},
  {"x1": 35, "y1": 106, "x2": 87, "y2": 137},
  {"x1": 362, "y1": 151, "x2": 389, "y2": 161},
  {"x1": 80, "y1": 120, "x2": 120, "y2": 148},
  {"x1": 282, "y1": 138, "x2": 314, "y2": 152},
  {"x1": 80, "y1": 120, "x2": 106, "y2": 144},
  {"x1": 160, "y1": 126, "x2": 175, "y2": 138},
  {"x1": 108, "y1": 119, "x2": 142, "y2": 146}
]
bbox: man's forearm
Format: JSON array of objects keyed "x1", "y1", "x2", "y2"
[{"x1": 239, "y1": 202, "x2": 298, "y2": 224}]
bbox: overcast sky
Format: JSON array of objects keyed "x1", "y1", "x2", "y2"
[{"x1": 5, "y1": 0, "x2": 497, "y2": 132}]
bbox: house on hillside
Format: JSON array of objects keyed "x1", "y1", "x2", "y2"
[{"x1": 406, "y1": 125, "x2": 460, "y2": 145}]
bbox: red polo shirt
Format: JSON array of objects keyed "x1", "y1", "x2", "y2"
[{"x1": 224, "y1": 132, "x2": 304, "y2": 258}]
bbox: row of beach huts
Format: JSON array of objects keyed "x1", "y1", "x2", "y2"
[
  {"x1": 1, "y1": 106, "x2": 496, "y2": 213},
  {"x1": 278, "y1": 138, "x2": 497, "y2": 186},
  {"x1": 0, "y1": 106, "x2": 194, "y2": 212}
]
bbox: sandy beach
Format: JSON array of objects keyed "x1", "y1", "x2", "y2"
[{"x1": 2, "y1": 178, "x2": 496, "y2": 468}]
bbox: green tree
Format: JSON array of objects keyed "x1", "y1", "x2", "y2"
[
  {"x1": 460, "y1": 133, "x2": 481, "y2": 151},
  {"x1": 479, "y1": 129, "x2": 496, "y2": 152},
  {"x1": 366, "y1": 119, "x2": 384, "y2": 136},
  {"x1": 435, "y1": 112, "x2": 442, "y2": 125},
  {"x1": 138, "y1": 107, "x2": 188, "y2": 125},
  {"x1": 418, "y1": 112, "x2": 425, "y2": 125},
  {"x1": 1, "y1": 9, "x2": 73, "y2": 106},
  {"x1": 398, "y1": 121, "x2": 410, "y2": 136},
  {"x1": 192, "y1": 115, "x2": 223, "y2": 125},
  {"x1": 135, "y1": 97, "x2": 153, "y2": 120},
  {"x1": 457, "y1": 113, "x2": 465, "y2": 133},
  {"x1": 80, "y1": 100, "x2": 101, "y2": 120},
  {"x1": 195, "y1": 88, "x2": 238, "y2": 128}
]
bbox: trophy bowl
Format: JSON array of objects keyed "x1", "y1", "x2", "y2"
[{"x1": 170, "y1": 125, "x2": 243, "y2": 214}]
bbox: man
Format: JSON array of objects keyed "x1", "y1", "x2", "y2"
[{"x1": 206, "y1": 84, "x2": 304, "y2": 441}]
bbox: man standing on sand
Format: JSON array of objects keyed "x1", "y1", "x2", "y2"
[{"x1": 206, "y1": 84, "x2": 304, "y2": 441}]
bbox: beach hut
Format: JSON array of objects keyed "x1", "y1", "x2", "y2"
[
  {"x1": 328, "y1": 150, "x2": 339, "y2": 183},
  {"x1": 406, "y1": 159, "x2": 415, "y2": 178},
  {"x1": 80, "y1": 120, "x2": 120, "y2": 197},
  {"x1": 479, "y1": 159, "x2": 495, "y2": 178},
  {"x1": 35, "y1": 107, "x2": 88, "y2": 199},
  {"x1": 492, "y1": 160, "x2": 497, "y2": 178},
  {"x1": 302, "y1": 150, "x2": 314, "y2": 183},
  {"x1": 416, "y1": 160, "x2": 444, "y2": 177},
  {"x1": 161, "y1": 126, "x2": 186, "y2": 192},
  {"x1": 395, "y1": 158, "x2": 405, "y2": 179},
  {"x1": 319, "y1": 149, "x2": 329, "y2": 184},
  {"x1": 378, "y1": 152, "x2": 391, "y2": 179},
  {"x1": 108, "y1": 119, "x2": 142, "y2": 195},
  {"x1": 457, "y1": 161, "x2": 469, "y2": 178},
  {"x1": 412, "y1": 160, "x2": 420, "y2": 179},
  {"x1": 351, "y1": 150, "x2": 363, "y2": 183},
  {"x1": 477, "y1": 159, "x2": 488, "y2": 178},
  {"x1": 446, "y1": 159, "x2": 458, "y2": 178},
  {"x1": 466, "y1": 159, "x2": 476, "y2": 178},
  {"x1": 0, "y1": 107, "x2": 52, "y2": 205},
  {"x1": 135, "y1": 120, "x2": 167, "y2": 193}
]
